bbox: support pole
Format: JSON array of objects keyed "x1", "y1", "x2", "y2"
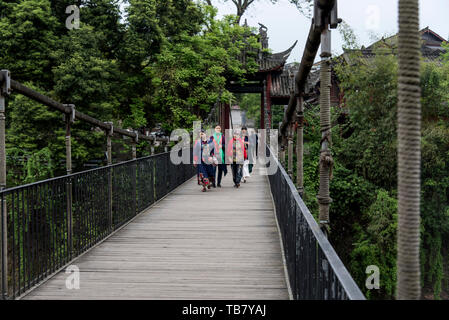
[
  {"x1": 281, "y1": 136, "x2": 287, "y2": 167},
  {"x1": 0, "y1": 194, "x2": 5, "y2": 299},
  {"x1": 396, "y1": 0, "x2": 421, "y2": 300},
  {"x1": 0, "y1": 69, "x2": 10, "y2": 299},
  {"x1": 106, "y1": 122, "x2": 113, "y2": 166},
  {"x1": 63, "y1": 104, "x2": 75, "y2": 257},
  {"x1": 266, "y1": 74, "x2": 272, "y2": 131},
  {"x1": 296, "y1": 96, "x2": 305, "y2": 197},
  {"x1": 288, "y1": 124, "x2": 294, "y2": 178},
  {"x1": 280, "y1": 145, "x2": 285, "y2": 165},
  {"x1": 151, "y1": 144, "x2": 155, "y2": 156},
  {"x1": 317, "y1": 28, "x2": 333, "y2": 234},
  {"x1": 132, "y1": 132, "x2": 138, "y2": 215},
  {"x1": 63, "y1": 105, "x2": 75, "y2": 175},
  {"x1": 260, "y1": 89, "x2": 265, "y2": 130},
  {"x1": 132, "y1": 132, "x2": 138, "y2": 160},
  {"x1": 105, "y1": 123, "x2": 113, "y2": 231}
]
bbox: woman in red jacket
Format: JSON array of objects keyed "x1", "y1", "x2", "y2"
[{"x1": 226, "y1": 129, "x2": 247, "y2": 188}]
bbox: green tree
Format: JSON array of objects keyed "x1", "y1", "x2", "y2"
[
  {"x1": 148, "y1": 7, "x2": 260, "y2": 130},
  {"x1": 6, "y1": 83, "x2": 60, "y2": 185},
  {"x1": 351, "y1": 190, "x2": 398, "y2": 299},
  {"x1": 0, "y1": 0, "x2": 59, "y2": 88},
  {"x1": 237, "y1": 93, "x2": 261, "y2": 128},
  {"x1": 332, "y1": 47, "x2": 449, "y2": 299}
]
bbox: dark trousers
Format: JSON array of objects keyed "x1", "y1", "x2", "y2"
[
  {"x1": 231, "y1": 164, "x2": 242, "y2": 185},
  {"x1": 215, "y1": 164, "x2": 226, "y2": 185}
]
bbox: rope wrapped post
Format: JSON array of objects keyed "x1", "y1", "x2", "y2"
[
  {"x1": 105, "y1": 122, "x2": 113, "y2": 166},
  {"x1": 396, "y1": 0, "x2": 421, "y2": 300},
  {"x1": 63, "y1": 105, "x2": 75, "y2": 175},
  {"x1": 0, "y1": 71, "x2": 9, "y2": 190},
  {"x1": 296, "y1": 96, "x2": 305, "y2": 197},
  {"x1": 63, "y1": 104, "x2": 75, "y2": 257},
  {"x1": 317, "y1": 27, "x2": 333, "y2": 234},
  {"x1": 280, "y1": 144, "x2": 286, "y2": 166},
  {"x1": 287, "y1": 123, "x2": 294, "y2": 178},
  {"x1": 132, "y1": 131, "x2": 138, "y2": 160},
  {"x1": 0, "y1": 69, "x2": 11, "y2": 298},
  {"x1": 151, "y1": 141, "x2": 155, "y2": 156},
  {"x1": 131, "y1": 131, "x2": 138, "y2": 215}
]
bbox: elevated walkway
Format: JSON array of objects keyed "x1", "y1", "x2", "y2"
[{"x1": 22, "y1": 166, "x2": 289, "y2": 300}]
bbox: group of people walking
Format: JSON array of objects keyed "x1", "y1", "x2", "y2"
[{"x1": 193, "y1": 125, "x2": 255, "y2": 192}]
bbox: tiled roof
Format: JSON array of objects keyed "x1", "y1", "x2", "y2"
[
  {"x1": 258, "y1": 41, "x2": 298, "y2": 72},
  {"x1": 345, "y1": 27, "x2": 447, "y2": 65},
  {"x1": 270, "y1": 62, "x2": 300, "y2": 97},
  {"x1": 271, "y1": 72, "x2": 292, "y2": 97}
]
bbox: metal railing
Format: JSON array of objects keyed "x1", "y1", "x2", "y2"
[
  {"x1": 0, "y1": 150, "x2": 195, "y2": 299},
  {"x1": 266, "y1": 148, "x2": 365, "y2": 300}
]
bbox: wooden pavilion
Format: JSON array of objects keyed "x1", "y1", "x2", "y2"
[{"x1": 219, "y1": 24, "x2": 298, "y2": 130}]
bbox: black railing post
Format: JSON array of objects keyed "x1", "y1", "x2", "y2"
[
  {"x1": 105, "y1": 123, "x2": 113, "y2": 231},
  {"x1": 267, "y1": 145, "x2": 365, "y2": 300},
  {"x1": 296, "y1": 96, "x2": 305, "y2": 197},
  {"x1": 66, "y1": 178, "x2": 73, "y2": 259},
  {"x1": 64, "y1": 106, "x2": 75, "y2": 259},
  {"x1": 1, "y1": 194, "x2": 7, "y2": 299},
  {"x1": 132, "y1": 132, "x2": 138, "y2": 216},
  {"x1": 287, "y1": 124, "x2": 293, "y2": 178}
]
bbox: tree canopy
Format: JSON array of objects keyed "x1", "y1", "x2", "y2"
[{"x1": 0, "y1": 0, "x2": 260, "y2": 185}]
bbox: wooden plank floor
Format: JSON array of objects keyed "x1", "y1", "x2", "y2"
[{"x1": 22, "y1": 166, "x2": 289, "y2": 300}]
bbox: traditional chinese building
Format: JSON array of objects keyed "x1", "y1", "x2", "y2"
[
  {"x1": 219, "y1": 24, "x2": 297, "y2": 130},
  {"x1": 303, "y1": 27, "x2": 448, "y2": 107}
]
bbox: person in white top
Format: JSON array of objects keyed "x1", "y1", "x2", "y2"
[{"x1": 241, "y1": 127, "x2": 251, "y2": 183}]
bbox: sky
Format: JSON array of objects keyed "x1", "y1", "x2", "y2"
[{"x1": 213, "y1": 0, "x2": 449, "y2": 63}]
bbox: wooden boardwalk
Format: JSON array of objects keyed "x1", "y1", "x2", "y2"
[{"x1": 22, "y1": 166, "x2": 290, "y2": 300}]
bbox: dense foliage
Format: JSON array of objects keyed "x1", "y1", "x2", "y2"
[
  {"x1": 236, "y1": 34, "x2": 449, "y2": 299},
  {"x1": 0, "y1": 0, "x2": 260, "y2": 185},
  {"x1": 290, "y1": 44, "x2": 449, "y2": 299}
]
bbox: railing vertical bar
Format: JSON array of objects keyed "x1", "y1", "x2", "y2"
[
  {"x1": 83, "y1": 174, "x2": 88, "y2": 249},
  {"x1": 16, "y1": 189, "x2": 22, "y2": 296},
  {"x1": 11, "y1": 192, "x2": 15, "y2": 298},
  {"x1": 32, "y1": 185, "x2": 38, "y2": 287},
  {"x1": 73, "y1": 176, "x2": 79, "y2": 256},
  {"x1": 1, "y1": 193, "x2": 6, "y2": 299},
  {"x1": 67, "y1": 175, "x2": 73, "y2": 259},
  {"x1": 26, "y1": 187, "x2": 31, "y2": 291},
  {"x1": 133, "y1": 160, "x2": 137, "y2": 217},
  {"x1": 49, "y1": 181, "x2": 55, "y2": 275},
  {"x1": 21, "y1": 188, "x2": 26, "y2": 295},
  {"x1": 78, "y1": 174, "x2": 83, "y2": 254},
  {"x1": 29, "y1": 185, "x2": 35, "y2": 286},
  {"x1": 38, "y1": 184, "x2": 44, "y2": 283},
  {"x1": 85, "y1": 173, "x2": 89, "y2": 249},
  {"x1": 43, "y1": 185, "x2": 48, "y2": 281},
  {"x1": 108, "y1": 166, "x2": 113, "y2": 233},
  {"x1": 85, "y1": 173, "x2": 90, "y2": 248},
  {"x1": 88, "y1": 172, "x2": 93, "y2": 248}
]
